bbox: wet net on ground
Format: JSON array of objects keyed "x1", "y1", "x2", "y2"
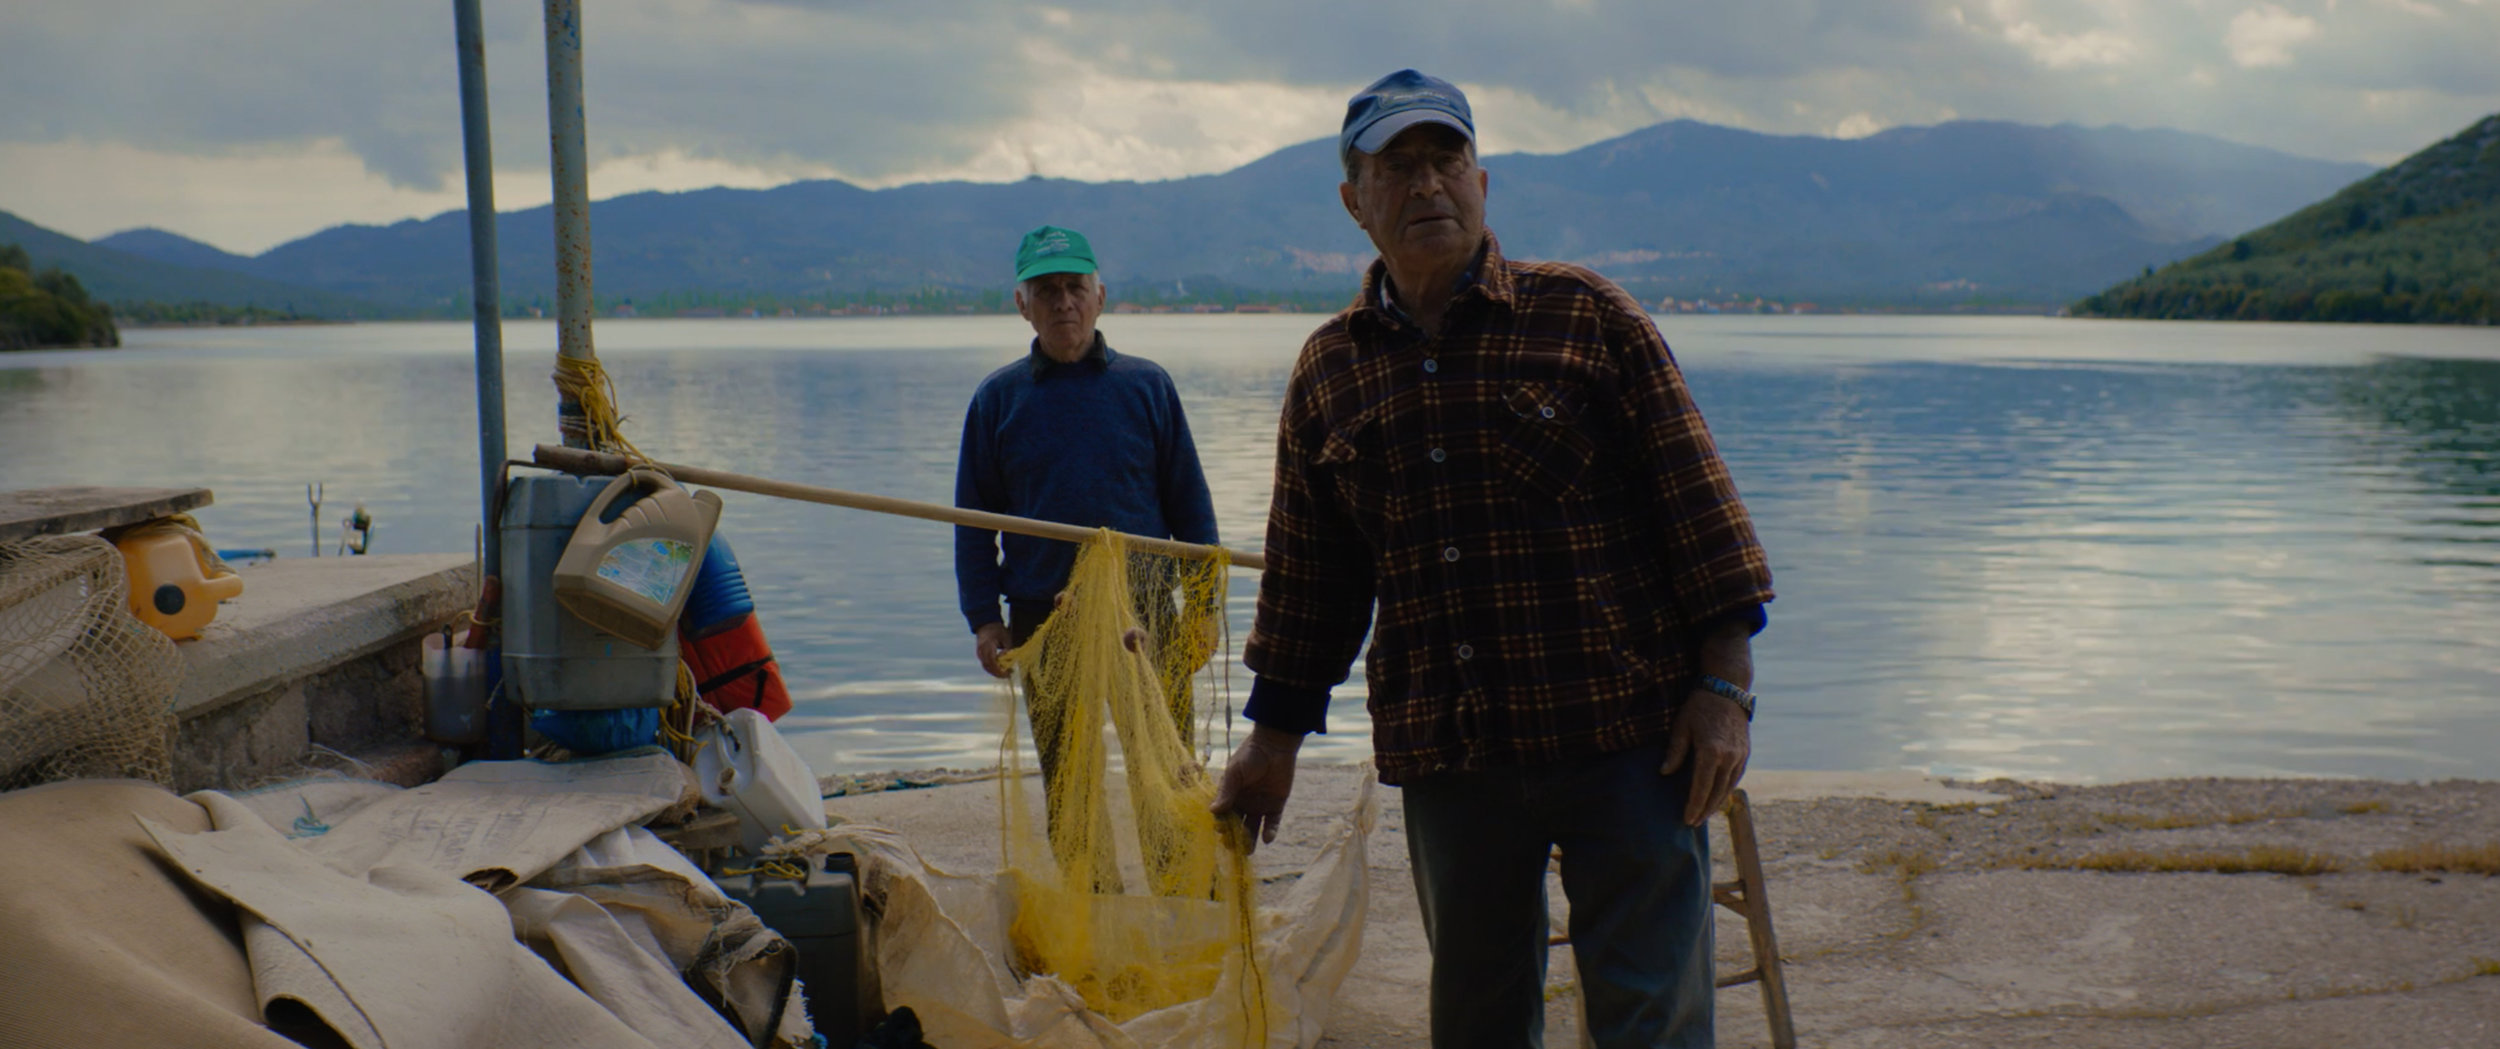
[
  {"x1": 0, "y1": 535, "x2": 182, "y2": 789},
  {"x1": 994, "y1": 529, "x2": 1269, "y2": 1040}
]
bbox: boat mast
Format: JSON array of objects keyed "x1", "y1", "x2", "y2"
[
  {"x1": 543, "y1": 0, "x2": 599, "y2": 451},
  {"x1": 453, "y1": 0, "x2": 507, "y2": 570}
]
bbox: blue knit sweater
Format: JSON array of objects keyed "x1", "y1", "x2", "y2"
[{"x1": 953, "y1": 334, "x2": 1219, "y2": 631}]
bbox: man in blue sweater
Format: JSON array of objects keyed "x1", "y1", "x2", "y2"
[{"x1": 954, "y1": 224, "x2": 1221, "y2": 891}]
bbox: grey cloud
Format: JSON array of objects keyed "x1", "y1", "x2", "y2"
[
  {"x1": 580, "y1": 6, "x2": 1033, "y2": 179},
  {"x1": 1014, "y1": 0, "x2": 1963, "y2": 114},
  {"x1": 0, "y1": 0, "x2": 464, "y2": 187},
  {"x1": 1030, "y1": 0, "x2": 2498, "y2": 156},
  {"x1": 2, "y1": 0, "x2": 2494, "y2": 206}
]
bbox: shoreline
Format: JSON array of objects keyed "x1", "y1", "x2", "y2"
[
  {"x1": 824, "y1": 767, "x2": 2500, "y2": 1047},
  {"x1": 817, "y1": 762, "x2": 2499, "y2": 799},
  {"x1": 120, "y1": 318, "x2": 354, "y2": 330},
  {"x1": 95, "y1": 311, "x2": 2500, "y2": 332}
]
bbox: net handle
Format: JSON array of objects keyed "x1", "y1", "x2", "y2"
[{"x1": 531, "y1": 444, "x2": 1265, "y2": 572}]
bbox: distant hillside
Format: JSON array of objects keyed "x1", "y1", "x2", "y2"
[
  {"x1": 178, "y1": 119, "x2": 2367, "y2": 313},
  {"x1": 95, "y1": 227, "x2": 255, "y2": 272},
  {"x1": 2074, "y1": 114, "x2": 2499, "y2": 324},
  {"x1": 0, "y1": 212, "x2": 387, "y2": 320}
]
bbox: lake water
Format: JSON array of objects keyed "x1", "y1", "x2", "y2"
[{"x1": 5, "y1": 315, "x2": 2496, "y2": 784}]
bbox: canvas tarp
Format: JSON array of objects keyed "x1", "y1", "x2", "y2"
[
  {"x1": 0, "y1": 750, "x2": 810, "y2": 1049},
  {"x1": 820, "y1": 775, "x2": 1377, "y2": 1049}
]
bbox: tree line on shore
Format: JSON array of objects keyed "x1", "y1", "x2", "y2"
[{"x1": 0, "y1": 243, "x2": 118, "y2": 350}]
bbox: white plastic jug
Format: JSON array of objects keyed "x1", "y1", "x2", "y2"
[{"x1": 695, "y1": 708, "x2": 826, "y2": 854}]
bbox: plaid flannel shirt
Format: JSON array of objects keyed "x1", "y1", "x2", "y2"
[{"x1": 1242, "y1": 233, "x2": 1774, "y2": 784}]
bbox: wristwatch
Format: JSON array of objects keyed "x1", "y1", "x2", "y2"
[{"x1": 1696, "y1": 675, "x2": 1756, "y2": 721}]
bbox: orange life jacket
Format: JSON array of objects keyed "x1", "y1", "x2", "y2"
[{"x1": 680, "y1": 611, "x2": 791, "y2": 720}]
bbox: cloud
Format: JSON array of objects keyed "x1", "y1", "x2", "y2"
[
  {"x1": 2226, "y1": 4, "x2": 2323, "y2": 68},
  {"x1": 1, "y1": 0, "x2": 2494, "y2": 252},
  {"x1": 1964, "y1": 0, "x2": 2141, "y2": 69},
  {"x1": 2372, "y1": 0, "x2": 2446, "y2": 17},
  {"x1": 904, "y1": 44, "x2": 1345, "y2": 183}
]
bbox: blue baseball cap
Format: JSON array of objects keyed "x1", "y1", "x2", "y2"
[{"x1": 1339, "y1": 69, "x2": 1475, "y2": 170}]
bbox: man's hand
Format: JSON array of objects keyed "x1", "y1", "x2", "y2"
[
  {"x1": 974, "y1": 623, "x2": 1012, "y2": 678},
  {"x1": 1661, "y1": 691, "x2": 1750, "y2": 826},
  {"x1": 1210, "y1": 724, "x2": 1306, "y2": 852}
]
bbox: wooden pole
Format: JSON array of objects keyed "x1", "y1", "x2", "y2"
[{"x1": 531, "y1": 444, "x2": 1267, "y2": 572}]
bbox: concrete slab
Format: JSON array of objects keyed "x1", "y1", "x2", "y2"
[
  {"x1": 0, "y1": 485, "x2": 212, "y2": 542},
  {"x1": 817, "y1": 766, "x2": 2500, "y2": 1049},
  {"x1": 174, "y1": 554, "x2": 476, "y2": 718}
]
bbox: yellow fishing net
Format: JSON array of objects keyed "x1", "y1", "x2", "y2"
[{"x1": 993, "y1": 529, "x2": 1268, "y2": 1040}]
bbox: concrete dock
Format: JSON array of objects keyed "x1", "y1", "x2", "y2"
[
  {"x1": 1, "y1": 487, "x2": 475, "y2": 792},
  {"x1": 825, "y1": 766, "x2": 2500, "y2": 1049},
  {"x1": 171, "y1": 554, "x2": 475, "y2": 789}
]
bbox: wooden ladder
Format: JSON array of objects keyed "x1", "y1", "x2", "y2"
[{"x1": 1556, "y1": 787, "x2": 1797, "y2": 1048}]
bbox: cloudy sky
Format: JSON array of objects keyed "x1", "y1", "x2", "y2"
[{"x1": 5, "y1": 0, "x2": 2495, "y2": 254}]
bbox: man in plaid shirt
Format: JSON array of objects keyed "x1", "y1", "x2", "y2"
[{"x1": 1212, "y1": 70, "x2": 1775, "y2": 1048}]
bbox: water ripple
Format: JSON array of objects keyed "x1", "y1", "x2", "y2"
[{"x1": 8, "y1": 316, "x2": 2497, "y2": 782}]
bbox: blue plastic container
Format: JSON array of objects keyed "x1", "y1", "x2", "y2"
[
  {"x1": 680, "y1": 535, "x2": 756, "y2": 636},
  {"x1": 529, "y1": 708, "x2": 661, "y2": 756}
]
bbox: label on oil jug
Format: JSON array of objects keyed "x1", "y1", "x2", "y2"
[{"x1": 595, "y1": 538, "x2": 695, "y2": 606}]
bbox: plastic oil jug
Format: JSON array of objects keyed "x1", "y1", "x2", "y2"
[
  {"x1": 695, "y1": 708, "x2": 827, "y2": 853},
  {"x1": 501, "y1": 473, "x2": 682, "y2": 711},
  {"x1": 113, "y1": 525, "x2": 245, "y2": 641},
  {"x1": 551, "y1": 467, "x2": 722, "y2": 651}
]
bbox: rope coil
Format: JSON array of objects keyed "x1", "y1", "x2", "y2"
[{"x1": 551, "y1": 354, "x2": 649, "y2": 462}]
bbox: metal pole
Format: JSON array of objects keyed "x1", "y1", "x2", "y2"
[
  {"x1": 456, "y1": 0, "x2": 507, "y2": 570},
  {"x1": 543, "y1": 0, "x2": 595, "y2": 448}
]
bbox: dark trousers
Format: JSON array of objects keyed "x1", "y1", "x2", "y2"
[{"x1": 1401, "y1": 744, "x2": 1715, "y2": 1049}]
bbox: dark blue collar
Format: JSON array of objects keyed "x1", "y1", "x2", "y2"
[{"x1": 1027, "y1": 331, "x2": 1115, "y2": 377}]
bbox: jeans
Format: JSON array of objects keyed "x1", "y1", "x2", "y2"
[{"x1": 1402, "y1": 744, "x2": 1714, "y2": 1049}]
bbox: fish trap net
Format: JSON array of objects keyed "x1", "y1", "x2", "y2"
[
  {"x1": 0, "y1": 535, "x2": 182, "y2": 789},
  {"x1": 995, "y1": 529, "x2": 1270, "y2": 1038}
]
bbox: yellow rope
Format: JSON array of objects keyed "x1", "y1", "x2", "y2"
[
  {"x1": 720, "y1": 824, "x2": 831, "y2": 880},
  {"x1": 551, "y1": 354, "x2": 649, "y2": 462},
  {"x1": 659, "y1": 661, "x2": 712, "y2": 759},
  {"x1": 718, "y1": 858, "x2": 811, "y2": 880}
]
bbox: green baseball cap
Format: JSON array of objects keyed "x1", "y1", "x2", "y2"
[{"x1": 1014, "y1": 225, "x2": 1098, "y2": 283}]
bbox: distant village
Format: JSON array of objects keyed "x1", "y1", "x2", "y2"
[
  {"x1": 1653, "y1": 296, "x2": 1821, "y2": 315},
  {"x1": 555, "y1": 293, "x2": 1830, "y2": 320},
  {"x1": 567, "y1": 299, "x2": 1321, "y2": 320}
]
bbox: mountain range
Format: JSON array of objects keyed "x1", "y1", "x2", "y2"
[
  {"x1": 14, "y1": 118, "x2": 2379, "y2": 317},
  {"x1": 2074, "y1": 113, "x2": 2498, "y2": 324},
  {"x1": 0, "y1": 211, "x2": 387, "y2": 319}
]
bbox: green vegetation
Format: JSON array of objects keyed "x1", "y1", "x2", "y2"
[
  {"x1": 114, "y1": 301, "x2": 320, "y2": 327},
  {"x1": 2073, "y1": 114, "x2": 2500, "y2": 324},
  {"x1": 0, "y1": 243, "x2": 118, "y2": 350},
  {"x1": 2368, "y1": 840, "x2": 2500, "y2": 876},
  {"x1": 549, "y1": 280, "x2": 1350, "y2": 319},
  {"x1": 2009, "y1": 845, "x2": 2342, "y2": 875}
]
